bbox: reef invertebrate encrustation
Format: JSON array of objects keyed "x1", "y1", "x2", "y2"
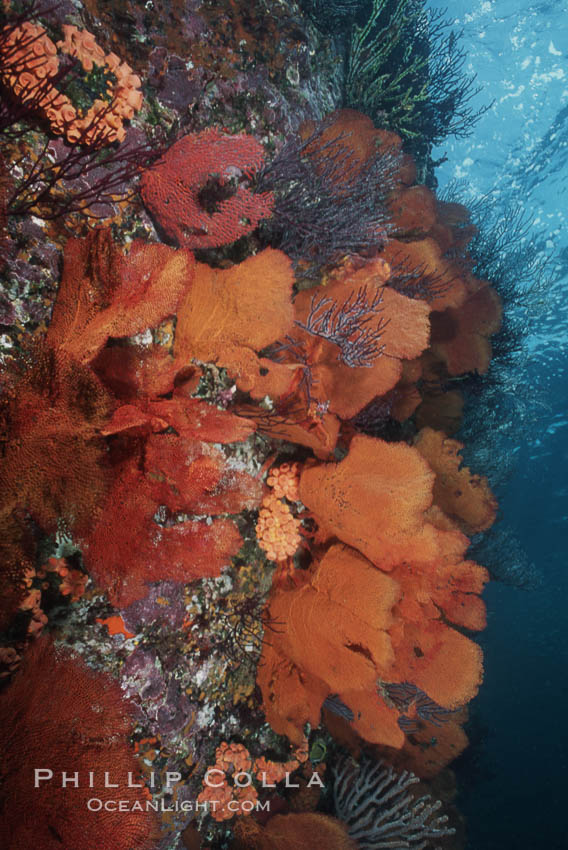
[
  {"x1": 0, "y1": 20, "x2": 143, "y2": 145},
  {"x1": 255, "y1": 494, "x2": 302, "y2": 562}
]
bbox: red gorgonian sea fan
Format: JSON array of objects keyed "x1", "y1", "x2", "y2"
[
  {"x1": 140, "y1": 128, "x2": 274, "y2": 249},
  {"x1": 0, "y1": 638, "x2": 159, "y2": 850}
]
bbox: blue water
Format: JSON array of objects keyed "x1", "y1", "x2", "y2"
[{"x1": 427, "y1": 2, "x2": 568, "y2": 848}]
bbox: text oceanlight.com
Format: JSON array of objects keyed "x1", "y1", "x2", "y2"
[{"x1": 86, "y1": 798, "x2": 269, "y2": 813}]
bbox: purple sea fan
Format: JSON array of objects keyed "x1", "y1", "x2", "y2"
[
  {"x1": 295, "y1": 286, "x2": 388, "y2": 368},
  {"x1": 323, "y1": 693, "x2": 355, "y2": 722},
  {"x1": 333, "y1": 756, "x2": 455, "y2": 849},
  {"x1": 256, "y1": 119, "x2": 401, "y2": 280},
  {"x1": 386, "y1": 682, "x2": 455, "y2": 733}
]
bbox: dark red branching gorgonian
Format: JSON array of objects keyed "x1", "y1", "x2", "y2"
[{"x1": 4, "y1": 132, "x2": 167, "y2": 221}]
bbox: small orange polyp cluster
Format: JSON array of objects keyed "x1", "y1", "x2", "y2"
[
  {"x1": 0, "y1": 22, "x2": 58, "y2": 98},
  {"x1": 40, "y1": 557, "x2": 87, "y2": 603},
  {"x1": 56, "y1": 564, "x2": 88, "y2": 602},
  {"x1": 266, "y1": 462, "x2": 301, "y2": 502},
  {"x1": 198, "y1": 781, "x2": 258, "y2": 823},
  {"x1": 0, "y1": 21, "x2": 143, "y2": 145},
  {"x1": 256, "y1": 494, "x2": 301, "y2": 562},
  {"x1": 19, "y1": 587, "x2": 48, "y2": 637},
  {"x1": 17, "y1": 557, "x2": 87, "y2": 638},
  {"x1": 57, "y1": 25, "x2": 143, "y2": 142},
  {"x1": 214, "y1": 742, "x2": 252, "y2": 774},
  {"x1": 197, "y1": 742, "x2": 258, "y2": 822},
  {"x1": 254, "y1": 736, "x2": 308, "y2": 784},
  {"x1": 198, "y1": 738, "x2": 308, "y2": 822},
  {"x1": 56, "y1": 24, "x2": 107, "y2": 71}
]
